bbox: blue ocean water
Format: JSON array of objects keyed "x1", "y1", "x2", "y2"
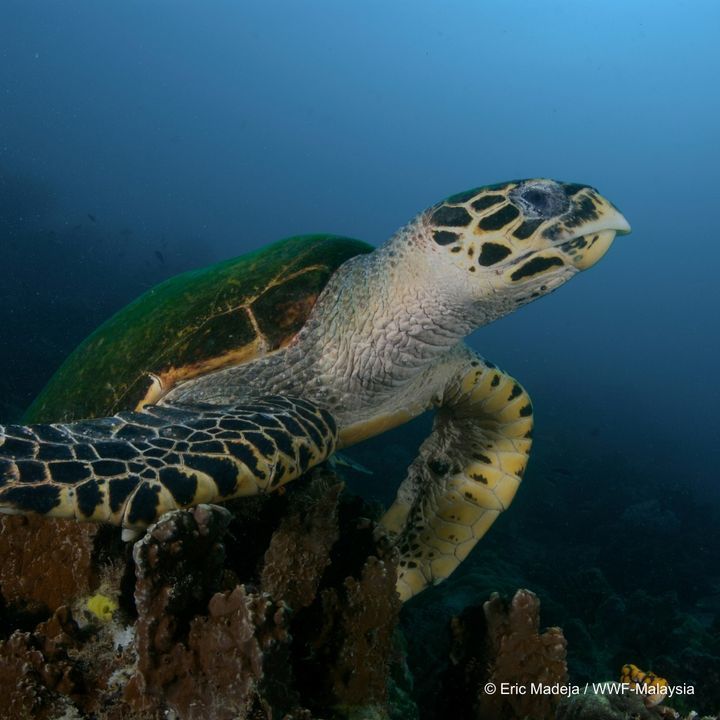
[{"x1": 1, "y1": 0, "x2": 719, "y2": 710}]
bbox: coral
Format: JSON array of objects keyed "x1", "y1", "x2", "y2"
[
  {"x1": 320, "y1": 554, "x2": 401, "y2": 708},
  {"x1": 0, "y1": 515, "x2": 100, "y2": 615},
  {"x1": 437, "y1": 588, "x2": 567, "y2": 720},
  {"x1": 123, "y1": 503, "x2": 237, "y2": 714},
  {"x1": 0, "y1": 469, "x2": 414, "y2": 719},
  {"x1": 261, "y1": 480, "x2": 342, "y2": 609},
  {"x1": 0, "y1": 605, "x2": 83, "y2": 719}
]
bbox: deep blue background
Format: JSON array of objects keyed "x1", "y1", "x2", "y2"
[{"x1": 1, "y1": 0, "x2": 719, "y2": 693}]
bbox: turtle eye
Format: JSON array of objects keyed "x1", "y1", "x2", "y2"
[{"x1": 511, "y1": 182, "x2": 569, "y2": 219}]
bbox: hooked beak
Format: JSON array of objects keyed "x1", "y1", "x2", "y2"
[{"x1": 563, "y1": 204, "x2": 631, "y2": 271}]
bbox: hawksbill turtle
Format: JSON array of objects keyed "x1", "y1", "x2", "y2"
[{"x1": 0, "y1": 179, "x2": 630, "y2": 601}]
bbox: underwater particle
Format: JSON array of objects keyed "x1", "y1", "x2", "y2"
[{"x1": 86, "y1": 593, "x2": 118, "y2": 622}]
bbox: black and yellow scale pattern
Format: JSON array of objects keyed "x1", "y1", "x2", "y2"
[{"x1": 0, "y1": 396, "x2": 337, "y2": 531}]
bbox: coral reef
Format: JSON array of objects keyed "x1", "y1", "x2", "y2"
[
  {"x1": 0, "y1": 469, "x2": 410, "y2": 719},
  {"x1": 1, "y1": 457, "x2": 718, "y2": 719},
  {"x1": 0, "y1": 606, "x2": 83, "y2": 719},
  {"x1": 0, "y1": 515, "x2": 101, "y2": 615},
  {"x1": 434, "y1": 587, "x2": 567, "y2": 720}
]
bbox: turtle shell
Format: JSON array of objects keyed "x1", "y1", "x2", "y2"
[{"x1": 25, "y1": 234, "x2": 372, "y2": 424}]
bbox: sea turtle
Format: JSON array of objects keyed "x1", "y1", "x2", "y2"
[{"x1": 0, "y1": 179, "x2": 630, "y2": 601}]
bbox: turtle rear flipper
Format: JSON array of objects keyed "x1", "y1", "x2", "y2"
[{"x1": 0, "y1": 396, "x2": 337, "y2": 534}]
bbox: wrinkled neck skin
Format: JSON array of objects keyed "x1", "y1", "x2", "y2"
[{"x1": 164, "y1": 217, "x2": 540, "y2": 419}]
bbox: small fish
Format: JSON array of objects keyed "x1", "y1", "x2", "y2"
[
  {"x1": 154, "y1": 250, "x2": 165, "y2": 264},
  {"x1": 87, "y1": 213, "x2": 97, "y2": 223}
]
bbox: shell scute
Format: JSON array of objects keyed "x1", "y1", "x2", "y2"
[{"x1": 25, "y1": 234, "x2": 372, "y2": 423}]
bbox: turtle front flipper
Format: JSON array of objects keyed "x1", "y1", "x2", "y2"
[
  {"x1": 380, "y1": 349, "x2": 533, "y2": 601},
  {"x1": 0, "y1": 396, "x2": 337, "y2": 536}
]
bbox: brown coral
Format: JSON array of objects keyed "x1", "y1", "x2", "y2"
[
  {"x1": 443, "y1": 588, "x2": 567, "y2": 720},
  {"x1": 0, "y1": 470, "x2": 412, "y2": 719},
  {"x1": 261, "y1": 480, "x2": 342, "y2": 609},
  {"x1": 481, "y1": 588, "x2": 568, "y2": 718},
  {"x1": 321, "y1": 554, "x2": 402, "y2": 707},
  {"x1": 0, "y1": 605, "x2": 83, "y2": 720},
  {"x1": 0, "y1": 515, "x2": 100, "y2": 614}
]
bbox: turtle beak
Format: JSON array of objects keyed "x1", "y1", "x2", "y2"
[
  {"x1": 600, "y1": 206, "x2": 631, "y2": 236},
  {"x1": 564, "y1": 195, "x2": 631, "y2": 271}
]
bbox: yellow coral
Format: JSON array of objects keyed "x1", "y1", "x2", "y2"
[
  {"x1": 621, "y1": 663, "x2": 669, "y2": 707},
  {"x1": 86, "y1": 593, "x2": 118, "y2": 622}
]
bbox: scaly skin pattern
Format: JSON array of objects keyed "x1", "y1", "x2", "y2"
[
  {"x1": 0, "y1": 396, "x2": 336, "y2": 533},
  {"x1": 0, "y1": 179, "x2": 630, "y2": 600}
]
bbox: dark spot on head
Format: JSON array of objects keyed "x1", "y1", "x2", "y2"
[
  {"x1": 519, "y1": 404, "x2": 533, "y2": 417},
  {"x1": 478, "y1": 243, "x2": 512, "y2": 266},
  {"x1": 478, "y1": 204, "x2": 520, "y2": 231},
  {"x1": 445, "y1": 187, "x2": 482, "y2": 204},
  {"x1": 433, "y1": 230, "x2": 459, "y2": 246},
  {"x1": 510, "y1": 256, "x2": 564, "y2": 281},
  {"x1": 432, "y1": 205, "x2": 473, "y2": 227},
  {"x1": 563, "y1": 183, "x2": 587, "y2": 196},
  {"x1": 513, "y1": 218, "x2": 544, "y2": 240},
  {"x1": 471, "y1": 194, "x2": 505, "y2": 212},
  {"x1": 563, "y1": 195, "x2": 600, "y2": 228}
]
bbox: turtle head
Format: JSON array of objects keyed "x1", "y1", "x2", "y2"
[{"x1": 423, "y1": 178, "x2": 630, "y2": 319}]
